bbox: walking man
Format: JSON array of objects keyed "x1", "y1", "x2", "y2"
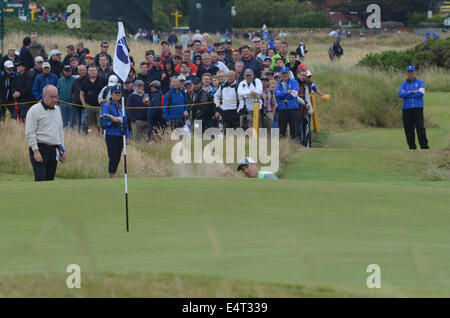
[
  {"x1": 398, "y1": 66, "x2": 429, "y2": 150},
  {"x1": 26, "y1": 85, "x2": 65, "y2": 182}
]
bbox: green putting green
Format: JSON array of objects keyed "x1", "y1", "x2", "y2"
[
  {"x1": 0, "y1": 178, "x2": 449, "y2": 297},
  {"x1": 0, "y1": 93, "x2": 449, "y2": 297}
]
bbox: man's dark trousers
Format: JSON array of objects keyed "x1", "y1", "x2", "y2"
[
  {"x1": 402, "y1": 108, "x2": 429, "y2": 150},
  {"x1": 29, "y1": 143, "x2": 58, "y2": 181},
  {"x1": 278, "y1": 109, "x2": 299, "y2": 139}
]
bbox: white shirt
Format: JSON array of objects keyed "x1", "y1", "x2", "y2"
[
  {"x1": 214, "y1": 81, "x2": 239, "y2": 111},
  {"x1": 213, "y1": 61, "x2": 230, "y2": 74},
  {"x1": 238, "y1": 78, "x2": 263, "y2": 112}
]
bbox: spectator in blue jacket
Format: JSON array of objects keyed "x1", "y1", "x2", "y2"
[
  {"x1": 126, "y1": 79, "x2": 151, "y2": 140},
  {"x1": 147, "y1": 80, "x2": 164, "y2": 139},
  {"x1": 33, "y1": 62, "x2": 58, "y2": 100},
  {"x1": 398, "y1": 66, "x2": 429, "y2": 150},
  {"x1": 275, "y1": 67, "x2": 300, "y2": 139},
  {"x1": 148, "y1": 55, "x2": 164, "y2": 82},
  {"x1": 56, "y1": 65, "x2": 76, "y2": 128},
  {"x1": 163, "y1": 76, "x2": 189, "y2": 130},
  {"x1": 101, "y1": 84, "x2": 130, "y2": 179},
  {"x1": 424, "y1": 32, "x2": 431, "y2": 42}
]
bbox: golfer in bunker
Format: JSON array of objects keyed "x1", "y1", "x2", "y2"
[{"x1": 237, "y1": 157, "x2": 278, "y2": 179}]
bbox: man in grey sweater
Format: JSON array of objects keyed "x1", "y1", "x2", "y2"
[{"x1": 26, "y1": 85, "x2": 65, "y2": 181}]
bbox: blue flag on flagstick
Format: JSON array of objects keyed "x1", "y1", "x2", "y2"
[{"x1": 113, "y1": 22, "x2": 131, "y2": 83}]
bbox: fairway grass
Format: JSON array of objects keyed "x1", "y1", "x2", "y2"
[
  {"x1": 0, "y1": 92, "x2": 448, "y2": 298},
  {"x1": 0, "y1": 178, "x2": 449, "y2": 297}
]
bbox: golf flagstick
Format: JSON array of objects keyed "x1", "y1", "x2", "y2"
[
  {"x1": 113, "y1": 20, "x2": 131, "y2": 232},
  {"x1": 122, "y1": 96, "x2": 129, "y2": 232}
]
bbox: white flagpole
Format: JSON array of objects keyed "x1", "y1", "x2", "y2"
[
  {"x1": 122, "y1": 95, "x2": 129, "y2": 232},
  {"x1": 113, "y1": 20, "x2": 131, "y2": 232}
]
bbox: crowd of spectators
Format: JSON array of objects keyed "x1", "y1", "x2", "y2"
[{"x1": 1, "y1": 29, "x2": 331, "y2": 147}]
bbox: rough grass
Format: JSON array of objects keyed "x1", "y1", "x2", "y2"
[{"x1": 0, "y1": 272, "x2": 361, "y2": 298}]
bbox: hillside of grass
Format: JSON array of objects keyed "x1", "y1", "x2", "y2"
[
  {"x1": 0, "y1": 176, "x2": 449, "y2": 297},
  {"x1": 5, "y1": 17, "x2": 117, "y2": 41},
  {"x1": 359, "y1": 37, "x2": 450, "y2": 71}
]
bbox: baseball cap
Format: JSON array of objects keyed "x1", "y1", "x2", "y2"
[
  {"x1": 86, "y1": 53, "x2": 94, "y2": 59},
  {"x1": 274, "y1": 73, "x2": 281, "y2": 78},
  {"x1": 297, "y1": 64, "x2": 308, "y2": 71},
  {"x1": 134, "y1": 79, "x2": 145, "y2": 86},
  {"x1": 154, "y1": 55, "x2": 161, "y2": 61},
  {"x1": 178, "y1": 75, "x2": 186, "y2": 81},
  {"x1": 213, "y1": 41, "x2": 220, "y2": 47},
  {"x1": 63, "y1": 65, "x2": 72, "y2": 71},
  {"x1": 244, "y1": 68, "x2": 254, "y2": 76},
  {"x1": 219, "y1": 38, "x2": 227, "y2": 44},
  {"x1": 184, "y1": 80, "x2": 193, "y2": 86},
  {"x1": 237, "y1": 157, "x2": 255, "y2": 171},
  {"x1": 337, "y1": 36, "x2": 342, "y2": 40},
  {"x1": 4, "y1": 60, "x2": 14, "y2": 68},
  {"x1": 35, "y1": 56, "x2": 44, "y2": 63},
  {"x1": 264, "y1": 56, "x2": 272, "y2": 61},
  {"x1": 49, "y1": 49, "x2": 62, "y2": 56},
  {"x1": 426, "y1": 32, "x2": 431, "y2": 36},
  {"x1": 8, "y1": 45, "x2": 16, "y2": 51},
  {"x1": 226, "y1": 40, "x2": 232, "y2": 44},
  {"x1": 175, "y1": 44, "x2": 183, "y2": 49},
  {"x1": 108, "y1": 75, "x2": 119, "y2": 86},
  {"x1": 217, "y1": 49, "x2": 225, "y2": 54},
  {"x1": 260, "y1": 76, "x2": 269, "y2": 81},
  {"x1": 111, "y1": 84, "x2": 122, "y2": 94},
  {"x1": 188, "y1": 41, "x2": 194, "y2": 47},
  {"x1": 42, "y1": 62, "x2": 51, "y2": 69},
  {"x1": 16, "y1": 61, "x2": 26, "y2": 67},
  {"x1": 149, "y1": 80, "x2": 161, "y2": 88},
  {"x1": 280, "y1": 67, "x2": 290, "y2": 73},
  {"x1": 406, "y1": 66, "x2": 416, "y2": 72}
]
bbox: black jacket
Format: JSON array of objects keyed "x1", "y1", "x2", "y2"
[
  {"x1": 333, "y1": 42, "x2": 344, "y2": 57},
  {"x1": 19, "y1": 47, "x2": 34, "y2": 70},
  {"x1": 71, "y1": 76, "x2": 86, "y2": 105},
  {"x1": 191, "y1": 88, "x2": 212, "y2": 121},
  {"x1": 13, "y1": 70, "x2": 35, "y2": 103},
  {"x1": 49, "y1": 59, "x2": 64, "y2": 78},
  {"x1": 0, "y1": 71, "x2": 17, "y2": 103}
]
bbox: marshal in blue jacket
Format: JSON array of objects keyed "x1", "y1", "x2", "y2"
[
  {"x1": 398, "y1": 78, "x2": 425, "y2": 110},
  {"x1": 275, "y1": 79, "x2": 300, "y2": 110},
  {"x1": 101, "y1": 99, "x2": 130, "y2": 139},
  {"x1": 163, "y1": 88, "x2": 189, "y2": 121}
]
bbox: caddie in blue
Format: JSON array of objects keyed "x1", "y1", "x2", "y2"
[
  {"x1": 398, "y1": 66, "x2": 429, "y2": 150},
  {"x1": 101, "y1": 84, "x2": 130, "y2": 178}
]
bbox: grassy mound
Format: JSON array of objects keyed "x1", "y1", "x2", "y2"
[{"x1": 358, "y1": 37, "x2": 450, "y2": 71}]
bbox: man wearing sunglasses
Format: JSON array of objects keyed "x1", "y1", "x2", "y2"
[{"x1": 95, "y1": 41, "x2": 112, "y2": 67}]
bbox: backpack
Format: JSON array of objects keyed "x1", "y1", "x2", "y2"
[{"x1": 102, "y1": 86, "x2": 110, "y2": 100}]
